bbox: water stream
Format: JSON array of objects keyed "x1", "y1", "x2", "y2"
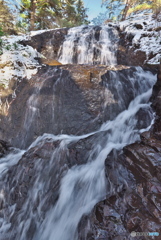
[
  {"x1": 58, "y1": 25, "x2": 118, "y2": 65},
  {"x1": 35, "y1": 86, "x2": 155, "y2": 240},
  {"x1": 0, "y1": 24, "x2": 157, "y2": 240}
]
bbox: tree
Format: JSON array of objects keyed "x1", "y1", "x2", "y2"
[
  {"x1": 19, "y1": 0, "x2": 89, "y2": 30},
  {"x1": 34, "y1": 0, "x2": 62, "y2": 29},
  {"x1": 127, "y1": 0, "x2": 161, "y2": 19},
  {"x1": 55, "y1": 0, "x2": 89, "y2": 28},
  {"x1": 102, "y1": 0, "x2": 127, "y2": 20},
  {"x1": 20, "y1": 0, "x2": 50, "y2": 30},
  {"x1": 75, "y1": 0, "x2": 89, "y2": 25},
  {"x1": 19, "y1": 0, "x2": 62, "y2": 30},
  {"x1": 91, "y1": 11, "x2": 110, "y2": 25},
  {"x1": 102, "y1": 0, "x2": 160, "y2": 20},
  {"x1": 0, "y1": 0, "x2": 15, "y2": 33}
]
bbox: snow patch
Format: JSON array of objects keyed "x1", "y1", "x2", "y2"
[
  {"x1": 0, "y1": 35, "x2": 42, "y2": 87},
  {"x1": 119, "y1": 13, "x2": 161, "y2": 64}
]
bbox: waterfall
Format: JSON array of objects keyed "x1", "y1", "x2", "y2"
[
  {"x1": 0, "y1": 67, "x2": 156, "y2": 240},
  {"x1": 19, "y1": 68, "x2": 59, "y2": 149},
  {"x1": 58, "y1": 25, "x2": 118, "y2": 65},
  {"x1": 36, "y1": 88, "x2": 155, "y2": 240},
  {"x1": 0, "y1": 23, "x2": 157, "y2": 240}
]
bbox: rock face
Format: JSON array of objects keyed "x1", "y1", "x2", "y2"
[
  {"x1": 0, "y1": 140, "x2": 10, "y2": 157},
  {"x1": 0, "y1": 22, "x2": 160, "y2": 240},
  {"x1": 116, "y1": 14, "x2": 161, "y2": 66},
  {"x1": 1, "y1": 137, "x2": 90, "y2": 239},
  {"x1": 77, "y1": 65, "x2": 161, "y2": 240},
  {"x1": 20, "y1": 16, "x2": 161, "y2": 67},
  {"x1": 0, "y1": 65, "x2": 150, "y2": 149},
  {"x1": 21, "y1": 28, "x2": 68, "y2": 64},
  {"x1": 0, "y1": 64, "x2": 158, "y2": 240},
  {"x1": 117, "y1": 31, "x2": 147, "y2": 66}
]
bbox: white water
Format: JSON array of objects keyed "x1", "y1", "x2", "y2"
[
  {"x1": 0, "y1": 149, "x2": 25, "y2": 176},
  {"x1": 35, "y1": 85, "x2": 155, "y2": 240},
  {"x1": 0, "y1": 21, "x2": 157, "y2": 239},
  {"x1": 58, "y1": 25, "x2": 117, "y2": 65},
  {"x1": 20, "y1": 68, "x2": 61, "y2": 149},
  {"x1": 0, "y1": 68, "x2": 156, "y2": 240}
]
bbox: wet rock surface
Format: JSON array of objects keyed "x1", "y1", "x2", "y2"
[
  {"x1": 0, "y1": 23, "x2": 160, "y2": 239},
  {"x1": 77, "y1": 65, "x2": 161, "y2": 239},
  {"x1": 20, "y1": 22, "x2": 160, "y2": 66},
  {"x1": 0, "y1": 65, "x2": 147, "y2": 149},
  {"x1": 0, "y1": 140, "x2": 10, "y2": 157},
  {"x1": 0, "y1": 64, "x2": 158, "y2": 239},
  {"x1": 117, "y1": 30, "x2": 147, "y2": 66},
  {"x1": 20, "y1": 28, "x2": 68, "y2": 63},
  {"x1": 0, "y1": 131, "x2": 104, "y2": 239}
]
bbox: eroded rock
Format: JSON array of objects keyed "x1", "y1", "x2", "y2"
[
  {"x1": 77, "y1": 65, "x2": 161, "y2": 239},
  {"x1": 0, "y1": 65, "x2": 148, "y2": 149}
]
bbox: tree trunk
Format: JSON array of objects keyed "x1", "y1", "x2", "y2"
[
  {"x1": 30, "y1": 0, "x2": 36, "y2": 31},
  {"x1": 121, "y1": 0, "x2": 131, "y2": 21}
]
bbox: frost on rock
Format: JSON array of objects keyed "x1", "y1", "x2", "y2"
[
  {"x1": 119, "y1": 13, "x2": 161, "y2": 64},
  {"x1": 0, "y1": 35, "x2": 42, "y2": 88}
]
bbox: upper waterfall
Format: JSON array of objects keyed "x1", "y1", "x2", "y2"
[{"x1": 58, "y1": 25, "x2": 118, "y2": 65}]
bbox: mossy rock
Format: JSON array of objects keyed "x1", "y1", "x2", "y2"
[{"x1": 45, "y1": 59, "x2": 62, "y2": 66}]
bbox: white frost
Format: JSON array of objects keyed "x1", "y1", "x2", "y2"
[
  {"x1": 119, "y1": 13, "x2": 161, "y2": 64},
  {"x1": 0, "y1": 35, "x2": 42, "y2": 87}
]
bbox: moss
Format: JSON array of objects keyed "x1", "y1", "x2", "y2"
[{"x1": 45, "y1": 59, "x2": 62, "y2": 66}]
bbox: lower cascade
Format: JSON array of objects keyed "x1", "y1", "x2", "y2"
[{"x1": 0, "y1": 64, "x2": 157, "y2": 239}]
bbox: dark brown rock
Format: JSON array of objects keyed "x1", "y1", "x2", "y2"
[
  {"x1": 20, "y1": 28, "x2": 68, "y2": 63},
  {"x1": 77, "y1": 65, "x2": 161, "y2": 239},
  {"x1": 0, "y1": 139, "x2": 11, "y2": 157},
  {"x1": 116, "y1": 27, "x2": 159, "y2": 67},
  {"x1": 117, "y1": 30, "x2": 147, "y2": 67},
  {"x1": 0, "y1": 65, "x2": 143, "y2": 149},
  {"x1": 1, "y1": 131, "x2": 100, "y2": 239}
]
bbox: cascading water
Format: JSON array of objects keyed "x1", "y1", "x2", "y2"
[
  {"x1": 0, "y1": 24, "x2": 157, "y2": 240},
  {"x1": 0, "y1": 68, "x2": 156, "y2": 240},
  {"x1": 35, "y1": 86, "x2": 155, "y2": 240},
  {"x1": 58, "y1": 25, "x2": 118, "y2": 65}
]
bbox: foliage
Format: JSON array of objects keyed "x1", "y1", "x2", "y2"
[
  {"x1": 102, "y1": 0, "x2": 161, "y2": 20},
  {"x1": 127, "y1": 3, "x2": 151, "y2": 15},
  {"x1": 0, "y1": 38, "x2": 20, "y2": 56},
  {"x1": 0, "y1": 0, "x2": 89, "y2": 33},
  {"x1": 74, "y1": 0, "x2": 89, "y2": 26},
  {"x1": 92, "y1": 11, "x2": 110, "y2": 25},
  {"x1": 0, "y1": 26, "x2": 4, "y2": 37},
  {"x1": 19, "y1": 0, "x2": 90, "y2": 30},
  {"x1": 102, "y1": 0, "x2": 125, "y2": 20},
  {"x1": 0, "y1": 0, "x2": 16, "y2": 34},
  {"x1": 127, "y1": 0, "x2": 161, "y2": 17},
  {"x1": 5, "y1": 44, "x2": 11, "y2": 50},
  {"x1": 0, "y1": 25, "x2": 4, "y2": 55}
]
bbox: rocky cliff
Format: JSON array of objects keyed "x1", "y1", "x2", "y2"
[
  {"x1": 1, "y1": 65, "x2": 154, "y2": 149},
  {"x1": 77, "y1": 65, "x2": 161, "y2": 240},
  {"x1": 0, "y1": 14, "x2": 161, "y2": 240}
]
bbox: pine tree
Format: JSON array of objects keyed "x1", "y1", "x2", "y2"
[
  {"x1": 19, "y1": 0, "x2": 89, "y2": 30},
  {"x1": 75, "y1": 0, "x2": 89, "y2": 25},
  {"x1": 20, "y1": 0, "x2": 59, "y2": 30},
  {"x1": 0, "y1": 0, "x2": 15, "y2": 33}
]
